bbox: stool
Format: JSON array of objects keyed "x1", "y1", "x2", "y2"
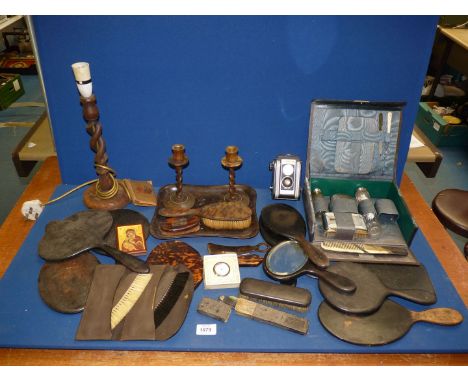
[{"x1": 432, "y1": 189, "x2": 468, "y2": 260}]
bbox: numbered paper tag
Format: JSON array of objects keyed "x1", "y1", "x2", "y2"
[
  {"x1": 196, "y1": 324, "x2": 217, "y2": 336},
  {"x1": 13, "y1": 80, "x2": 21, "y2": 91},
  {"x1": 433, "y1": 122, "x2": 440, "y2": 131}
]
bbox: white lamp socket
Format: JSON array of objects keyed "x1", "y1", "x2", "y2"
[{"x1": 71, "y1": 62, "x2": 93, "y2": 98}]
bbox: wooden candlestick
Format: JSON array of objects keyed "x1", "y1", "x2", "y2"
[
  {"x1": 165, "y1": 144, "x2": 195, "y2": 209},
  {"x1": 80, "y1": 95, "x2": 130, "y2": 210},
  {"x1": 221, "y1": 145, "x2": 248, "y2": 203},
  {"x1": 168, "y1": 144, "x2": 188, "y2": 196}
]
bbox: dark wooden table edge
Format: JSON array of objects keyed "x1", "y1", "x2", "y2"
[
  {"x1": 1, "y1": 348, "x2": 467, "y2": 366},
  {"x1": 0, "y1": 158, "x2": 467, "y2": 365}
]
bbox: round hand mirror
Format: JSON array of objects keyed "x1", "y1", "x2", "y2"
[{"x1": 263, "y1": 240, "x2": 356, "y2": 293}]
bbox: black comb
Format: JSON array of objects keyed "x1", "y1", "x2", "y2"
[{"x1": 153, "y1": 271, "x2": 190, "y2": 328}]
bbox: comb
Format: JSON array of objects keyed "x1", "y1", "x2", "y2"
[
  {"x1": 321, "y1": 241, "x2": 408, "y2": 256},
  {"x1": 110, "y1": 273, "x2": 153, "y2": 330},
  {"x1": 153, "y1": 271, "x2": 190, "y2": 328}
]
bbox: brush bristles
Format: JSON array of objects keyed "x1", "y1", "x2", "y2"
[
  {"x1": 238, "y1": 293, "x2": 310, "y2": 313},
  {"x1": 111, "y1": 273, "x2": 153, "y2": 330},
  {"x1": 202, "y1": 217, "x2": 252, "y2": 230}
]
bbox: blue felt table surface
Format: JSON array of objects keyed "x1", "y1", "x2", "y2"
[{"x1": 0, "y1": 185, "x2": 467, "y2": 353}]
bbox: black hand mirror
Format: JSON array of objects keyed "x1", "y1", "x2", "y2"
[
  {"x1": 263, "y1": 240, "x2": 356, "y2": 293},
  {"x1": 260, "y1": 204, "x2": 329, "y2": 269},
  {"x1": 38, "y1": 210, "x2": 149, "y2": 274},
  {"x1": 318, "y1": 262, "x2": 437, "y2": 314}
]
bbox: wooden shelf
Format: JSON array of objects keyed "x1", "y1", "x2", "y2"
[
  {"x1": 11, "y1": 111, "x2": 56, "y2": 177},
  {"x1": 407, "y1": 125, "x2": 443, "y2": 178},
  {"x1": 0, "y1": 16, "x2": 24, "y2": 32}
]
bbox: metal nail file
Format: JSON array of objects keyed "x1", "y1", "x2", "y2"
[
  {"x1": 378, "y1": 113, "x2": 383, "y2": 156},
  {"x1": 387, "y1": 111, "x2": 393, "y2": 153},
  {"x1": 387, "y1": 111, "x2": 393, "y2": 134}
]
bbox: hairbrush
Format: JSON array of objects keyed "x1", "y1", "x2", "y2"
[
  {"x1": 159, "y1": 216, "x2": 201, "y2": 234},
  {"x1": 239, "y1": 278, "x2": 311, "y2": 313},
  {"x1": 158, "y1": 201, "x2": 252, "y2": 230}
]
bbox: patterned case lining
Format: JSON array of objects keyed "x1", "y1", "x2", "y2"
[{"x1": 308, "y1": 102, "x2": 402, "y2": 181}]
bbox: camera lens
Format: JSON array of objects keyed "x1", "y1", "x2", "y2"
[
  {"x1": 282, "y1": 164, "x2": 294, "y2": 176},
  {"x1": 282, "y1": 177, "x2": 293, "y2": 188}
]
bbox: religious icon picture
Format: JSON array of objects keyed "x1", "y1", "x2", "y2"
[{"x1": 116, "y1": 224, "x2": 147, "y2": 255}]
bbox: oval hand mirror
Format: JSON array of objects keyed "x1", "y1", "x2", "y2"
[{"x1": 263, "y1": 240, "x2": 356, "y2": 293}]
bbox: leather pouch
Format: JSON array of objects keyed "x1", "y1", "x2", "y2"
[
  {"x1": 311, "y1": 194, "x2": 330, "y2": 215},
  {"x1": 332, "y1": 212, "x2": 359, "y2": 240},
  {"x1": 330, "y1": 194, "x2": 358, "y2": 213},
  {"x1": 375, "y1": 198, "x2": 399, "y2": 222},
  {"x1": 75, "y1": 265, "x2": 125, "y2": 340},
  {"x1": 75, "y1": 264, "x2": 193, "y2": 341}
]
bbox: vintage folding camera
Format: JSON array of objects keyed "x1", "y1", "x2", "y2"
[{"x1": 269, "y1": 154, "x2": 302, "y2": 200}]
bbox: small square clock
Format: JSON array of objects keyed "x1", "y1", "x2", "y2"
[{"x1": 203, "y1": 253, "x2": 241, "y2": 290}]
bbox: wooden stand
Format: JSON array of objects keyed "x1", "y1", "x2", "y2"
[
  {"x1": 82, "y1": 182, "x2": 129, "y2": 210},
  {"x1": 80, "y1": 95, "x2": 129, "y2": 210}
]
